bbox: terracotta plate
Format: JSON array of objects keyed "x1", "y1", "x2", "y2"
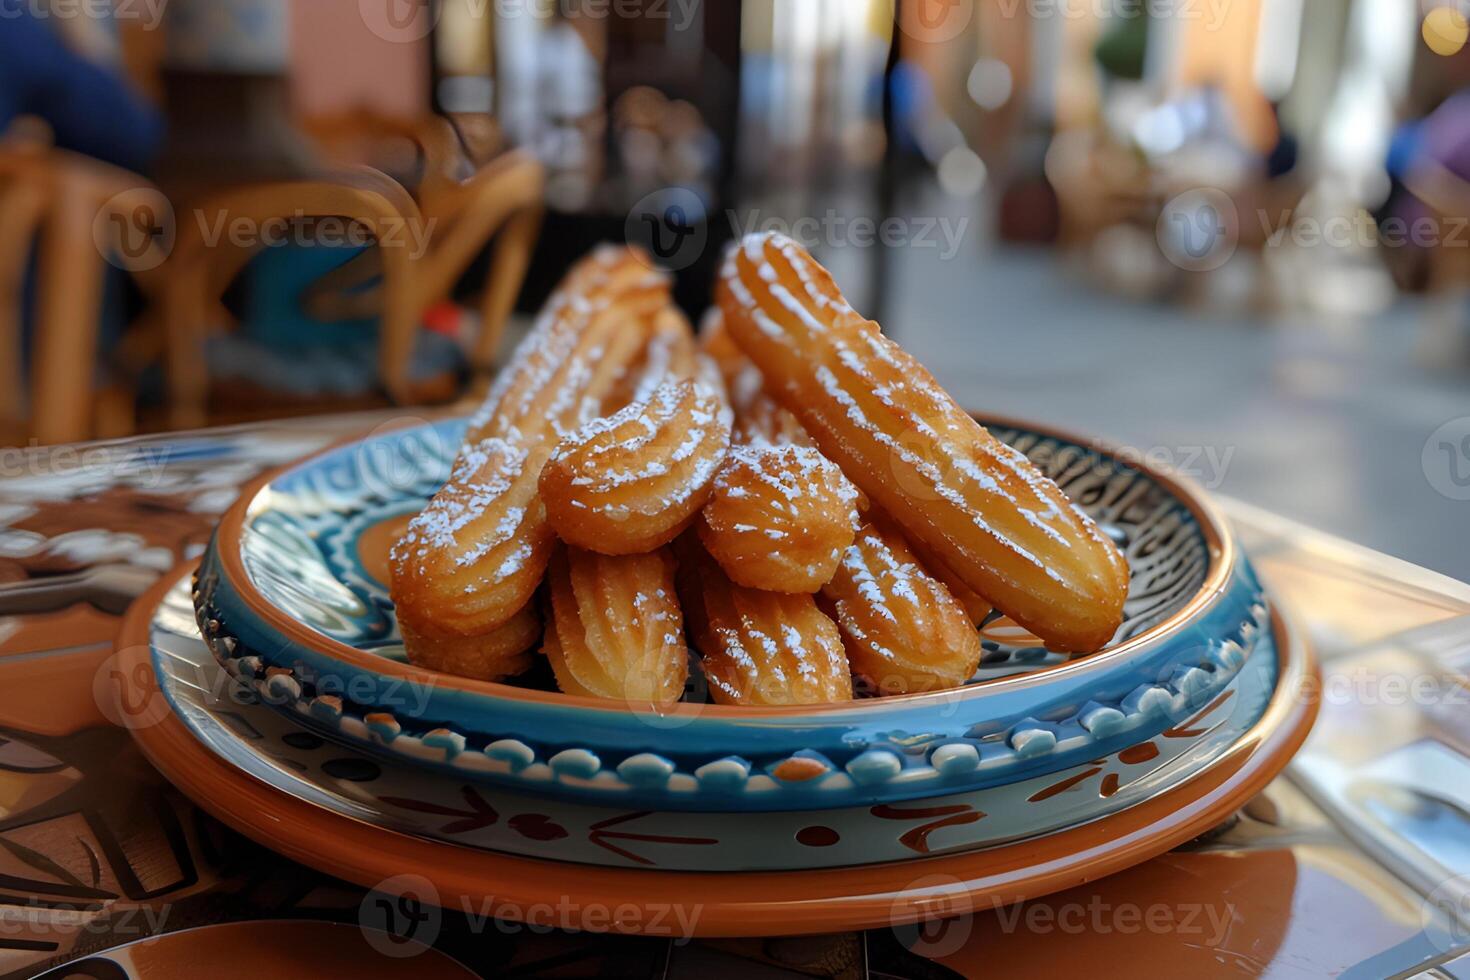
[{"x1": 117, "y1": 566, "x2": 1319, "y2": 937}]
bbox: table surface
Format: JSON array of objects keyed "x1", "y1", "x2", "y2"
[{"x1": 1, "y1": 412, "x2": 1468, "y2": 980}]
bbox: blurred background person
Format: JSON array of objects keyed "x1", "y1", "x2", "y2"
[{"x1": 0, "y1": 7, "x2": 163, "y2": 173}]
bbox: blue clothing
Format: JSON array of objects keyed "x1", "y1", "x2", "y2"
[{"x1": 0, "y1": 12, "x2": 162, "y2": 172}]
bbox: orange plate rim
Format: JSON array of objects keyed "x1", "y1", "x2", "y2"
[{"x1": 118, "y1": 563, "x2": 1318, "y2": 938}]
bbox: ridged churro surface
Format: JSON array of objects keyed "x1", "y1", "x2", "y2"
[
  {"x1": 392, "y1": 247, "x2": 664, "y2": 665},
  {"x1": 539, "y1": 379, "x2": 732, "y2": 555},
  {"x1": 679, "y1": 546, "x2": 853, "y2": 706},
  {"x1": 700, "y1": 309, "x2": 813, "y2": 447},
  {"x1": 390, "y1": 438, "x2": 554, "y2": 637},
  {"x1": 468, "y1": 246, "x2": 667, "y2": 446},
  {"x1": 821, "y1": 521, "x2": 982, "y2": 694},
  {"x1": 542, "y1": 545, "x2": 689, "y2": 703},
  {"x1": 399, "y1": 604, "x2": 541, "y2": 681},
  {"x1": 698, "y1": 443, "x2": 859, "y2": 593}
]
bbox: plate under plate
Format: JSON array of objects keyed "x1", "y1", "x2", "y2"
[{"x1": 119, "y1": 566, "x2": 1319, "y2": 936}]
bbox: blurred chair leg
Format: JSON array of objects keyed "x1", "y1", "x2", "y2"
[
  {"x1": 473, "y1": 205, "x2": 543, "y2": 373},
  {"x1": 0, "y1": 182, "x2": 45, "y2": 435},
  {"x1": 164, "y1": 267, "x2": 211, "y2": 431},
  {"x1": 93, "y1": 383, "x2": 136, "y2": 439},
  {"x1": 31, "y1": 188, "x2": 105, "y2": 445},
  {"x1": 376, "y1": 243, "x2": 419, "y2": 406}
]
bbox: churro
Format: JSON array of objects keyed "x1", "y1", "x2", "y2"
[
  {"x1": 679, "y1": 545, "x2": 853, "y2": 706},
  {"x1": 539, "y1": 378, "x2": 733, "y2": 555},
  {"x1": 698, "y1": 443, "x2": 860, "y2": 593},
  {"x1": 718, "y1": 232, "x2": 1127, "y2": 652},
  {"x1": 821, "y1": 520, "x2": 982, "y2": 694},
  {"x1": 390, "y1": 437, "x2": 554, "y2": 639},
  {"x1": 392, "y1": 247, "x2": 668, "y2": 675},
  {"x1": 907, "y1": 538, "x2": 993, "y2": 626},
  {"x1": 612, "y1": 306, "x2": 701, "y2": 410},
  {"x1": 542, "y1": 545, "x2": 689, "y2": 703},
  {"x1": 700, "y1": 309, "x2": 813, "y2": 447},
  {"x1": 467, "y1": 245, "x2": 668, "y2": 446},
  {"x1": 399, "y1": 604, "x2": 541, "y2": 681}
]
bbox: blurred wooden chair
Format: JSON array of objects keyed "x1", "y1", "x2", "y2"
[
  {"x1": 154, "y1": 142, "x2": 544, "y2": 429},
  {"x1": 0, "y1": 134, "x2": 163, "y2": 445},
  {"x1": 0, "y1": 144, "x2": 48, "y2": 444},
  {"x1": 301, "y1": 113, "x2": 536, "y2": 371},
  {"x1": 303, "y1": 110, "x2": 501, "y2": 187}
]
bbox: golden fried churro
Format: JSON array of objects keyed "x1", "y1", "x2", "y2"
[
  {"x1": 698, "y1": 443, "x2": 860, "y2": 593},
  {"x1": 820, "y1": 521, "x2": 982, "y2": 694},
  {"x1": 612, "y1": 306, "x2": 701, "y2": 409},
  {"x1": 391, "y1": 438, "x2": 555, "y2": 643},
  {"x1": 467, "y1": 245, "x2": 669, "y2": 446},
  {"x1": 542, "y1": 545, "x2": 689, "y2": 703},
  {"x1": 700, "y1": 309, "x2": 813, "y2": 447},
  {"x1": 399, "y1": 604, "x2": 541, "y2": 681},
  {"x1": 907, "y1": 539, "x2": 993, "y2": 626},
  {"x1": 718, "y1": 232, "x2": 1127, "y2": 652},
  {"x1": 539, "y1": 379, "x2": 733, "y2": 555},
  {"x1": 679, "y1": 545, "x2": 853, "y2": 706}
]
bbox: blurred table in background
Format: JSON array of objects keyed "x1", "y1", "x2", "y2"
[{"x1": 0, "y1": 413, "x2": 1466, "y2": 978}]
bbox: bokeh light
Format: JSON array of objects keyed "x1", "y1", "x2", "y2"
[
  {"x1": 937, "y1": 146, "x2": 987, "y2": 197},
  {"x1": 967, "y1": 58, "x2": 1014, "y2": 111},
  {"x1": 1421, "y1": 6, "x2": 1469, "y2": 56}
]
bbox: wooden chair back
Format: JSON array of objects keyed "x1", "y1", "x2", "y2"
[
  {"x1": 0, "y1": 137, "x2": 162, "y2": 444},
  {"x1": 160, "y1": 166, "x2": 425, "y2": 430},
  {"x1": 303, "y1": 112, "x2": 544, "y2": 371}
]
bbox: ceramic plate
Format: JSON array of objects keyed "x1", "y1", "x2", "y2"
[{"x1": 194, "y1": 416, "x2": 1269, "y2": 811}]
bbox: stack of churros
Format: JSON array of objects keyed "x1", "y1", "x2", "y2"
[{"x1": 390, "y1": 235, "x2": 1128, "y2": 706}]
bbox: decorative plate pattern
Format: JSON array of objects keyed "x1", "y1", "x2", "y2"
[
  {"x1": 155, "y1": 572, "x2": 1281, "y2": 871},
  {"x1": 195, "y1": 416, "x2": 1266, "y2": 811}
]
